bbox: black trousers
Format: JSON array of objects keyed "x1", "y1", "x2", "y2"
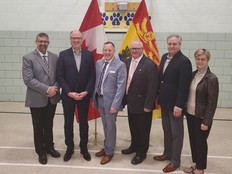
[
  {"x1": 62, "y1": 99, "x2": 89, "y2": 152},
  {"x1": 128, "y1": 111, "x2": 152, "y2": 156},
  {"x1": 186, "y1": 113, "x2": 211, "y2": 169},
  {"x1": 30, "y1": 100, "x2": 57, "y2": 155}
]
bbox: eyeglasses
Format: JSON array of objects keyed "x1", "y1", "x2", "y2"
[
  {"x1": 71, "y1": 37, "x2": 82, "y2": 40},
  {"x1": 37, "y1": 40, "x2": 49, "y2": 44},
  {"x1": 130, "y1": 47, "x2": 143, "y2": 51}
]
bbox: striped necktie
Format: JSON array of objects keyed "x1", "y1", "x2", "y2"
[
  {"x1": 42, "y1": 55, "x2": 49, "y2": 72},
  {"x1": 97, "y1": 62, "x2": 109, "y2": 95}
]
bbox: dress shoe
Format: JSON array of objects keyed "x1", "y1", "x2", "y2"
[
  {"x1": 131, "y1": 154, "x2": 146, "y2": 165},
  {"x1": 100, "y1": 154, "x2": 113, "y2": 165},
  {"x1": 153, "y1": 154, "x2": 170, "y2": 161},
  {"x1": 38, "y1": 153, "x2": 47, "y2": 165},
  {"x1": 81, "y1": 150, "x2": 91, "y2": 161},
  {"x1": 46, "y1": 148, "x2": 60, "y2": 158},
  {"x1": 183, "y1": 166, "x2": 196, "y2": 173},
  {"x1": 163, "y1": 163, "x2": 179, "y2": 173},
  {"x1": 95, "y1": 149, "x2": 105, "y2": 157},
  {"x1": 63, "y1": 149, "x2": 74, "y2": 162},
  {"x1": 121, "y1": 148, "x2": 135, "y2": 155},
  {"x1": 192, "y1": 169, "x2": 204, "y2": 174}
]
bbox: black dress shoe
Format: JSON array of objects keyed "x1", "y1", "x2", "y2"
[
  {"x1": 121, "y1": 148, "x2": 135, "y2": 155},
  {"x1": 63, "y1": 149, "x2": 74, "y2": 162},
  {"x1": 47, "y1": 148, "x2": 60, "y2": 158},
  {"x1": 81, "y1": 150, "x2": 91, "y2": 161},
  {"x1": 38, "y1": 153, "x2": 47, "y2": 165},
  {"x1": 131, "y1": 155, "x2": 146, "y2": 165}
]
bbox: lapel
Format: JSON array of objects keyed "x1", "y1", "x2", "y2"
[
  {"x1": 34, "y1": 50, "x2": 50, "y2": 77},
  {"x1": 97, "y1": 59, "x2": 105, "y2": 83},
  {"x1": 131, "y1": 56, "x2": 146, "y2": 82},
  {"x1": 68, "y1": 48, "x2": 79, "y2": 74},
  {"x1": 105, "y1": 57, "x2": 116, "y2": 78}
]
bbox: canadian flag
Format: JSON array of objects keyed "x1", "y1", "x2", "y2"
[
  {"x1": 80, "y1": 0, "x2": 107, "y2": 63},
  {"x1": 75, "y1": 0, "x2": 107, "y2": 122}
]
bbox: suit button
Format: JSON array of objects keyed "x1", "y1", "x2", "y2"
[{"x1": 161, "y1": 81, "x2": 163, "y2": 83}]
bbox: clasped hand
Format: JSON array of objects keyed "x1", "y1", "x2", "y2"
[
  {"x1": 68, "y1": 91, "x2": 88, "y2": 100},
  {"x1": 46, "y1": 86, "x2": 58, "y2": 97}
]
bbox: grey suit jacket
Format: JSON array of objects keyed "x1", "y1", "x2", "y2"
[
  {"x1": 93, "y1": 57, "x2": 127, "y2": 112},
  {"x1": 22, "y1": 49, "x2": 60, "y2": 107}
]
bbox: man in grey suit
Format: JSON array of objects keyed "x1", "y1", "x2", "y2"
[
  {"x1": 93, "y1": 41, "x2": 127, "y2": 165},
  {"x1": 121, "y1": 40, "x2": 159, "y2": 165},
  {"x1": 153, "y1": 34, "x2": 192, "y2": 173},
  {"x1": 22, "y1": 32, "x2": 61, "y2": 165}
]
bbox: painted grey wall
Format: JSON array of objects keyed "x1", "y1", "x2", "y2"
[{"x1": 0, "y1": 31, "x2": 231, "y2": 107}]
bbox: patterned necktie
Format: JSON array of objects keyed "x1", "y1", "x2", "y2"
[
  {"x1": 126, "y1": 60, "x2": 137, "y2": 94},
  {"x1": 97, "y1": 62, "x2": 109, "y2": 95},
  {"x1": 42, "y1": 55, "x2": 49, "y2": 72}
]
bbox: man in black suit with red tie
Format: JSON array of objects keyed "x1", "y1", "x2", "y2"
[
  {"x1": 121, "y1": 40, "x2": 158, "y2": 165},
  {"x1": 57, "y1": 29, "x2": 95, "y2": 162}
]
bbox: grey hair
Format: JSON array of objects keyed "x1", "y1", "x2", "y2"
[{"x1": 167, "y1": 34, "x2": 182, "y2": 45}]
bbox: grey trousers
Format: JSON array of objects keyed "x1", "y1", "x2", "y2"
[{"x1": 161, "y1": 109, "x2": 184, "y2": 166}]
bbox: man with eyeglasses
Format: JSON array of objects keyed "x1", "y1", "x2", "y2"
[
  {"x1": 121, "y1": 40, "x2": 158, "y2": 165},
  {"x1": 56, "y1": 29, "x2": 95, "y2": 162},
  {"x1": 22, "y1": 32, "x2": 61, "y2": 165}
]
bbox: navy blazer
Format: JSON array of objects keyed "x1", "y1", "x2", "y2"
[
  {"x1": 158, "y1": 51, "x2": 192, "y2": 111},
  {"x1": 56, "y1": 48, "x2": 95, "y2": 102}
]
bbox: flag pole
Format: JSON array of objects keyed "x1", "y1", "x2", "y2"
[{"x1": 94, "y1": 114, "x2": 97, "y2": 145}]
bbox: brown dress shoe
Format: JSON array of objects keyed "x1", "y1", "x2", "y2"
[
  {"x1": 163, "y1": 163, "x2": 179, "y2": 173},
  {"x1": 153, "y1": 154, "x2": 170, "y2": 161},
  {"x1": 95, "y1": 149, "x2": 105, "y2": 157},
  {"x1": 100, "y1": 154, "x2": 113, "y2": 165}
]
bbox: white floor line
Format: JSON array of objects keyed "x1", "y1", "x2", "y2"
[
  {"x1": 0, "y1": 163, "x2": 217, "y2": 174},
  {"x1": 1, "y1": 146, "x2": 232, "y2": 160}
]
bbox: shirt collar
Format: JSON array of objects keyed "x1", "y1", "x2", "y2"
[
  {"x1": 73, "y1": 48, "x2": 82, "y2": 55},
  {"x1": 37, "y1": 49, "x2": 48, "y2": 57},
  {"x1": 132, "y1": 54, "x2": 143, "y2": 63},
  {"x1": 104, "y1": 57, "x2": 114, "y2": 64}
]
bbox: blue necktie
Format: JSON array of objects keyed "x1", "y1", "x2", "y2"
[{"x1": 97, "y1": 62, "x2": 109, "y2": 95}]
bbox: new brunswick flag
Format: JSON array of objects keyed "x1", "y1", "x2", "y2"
[{"x1": 119, "y1": 0, "x2": 161, "y2": 118}]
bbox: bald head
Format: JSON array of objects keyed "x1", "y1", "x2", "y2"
[
  {"x1": 70, "y1": 29, "x2": 83, "y2": 51},
  {"x1": 130, "y1": 40, "x2": 144, "y2": 59}
]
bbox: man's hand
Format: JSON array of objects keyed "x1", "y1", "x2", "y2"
[
  {"x1": 68, "y1": 91, "x2": 88, "y2": 100},
  {"x1": 173, "y1": 106, "x2": 182, "y2": 117},
  {"x1": 46, "y1": 86, "x2": 58, "y2": 97},
  {"x1": 110, "y1": 107, "x2": 118, "y2": 114},
  {"x1": 144, "y1": 108, "x2": 151, "y2": 112}
]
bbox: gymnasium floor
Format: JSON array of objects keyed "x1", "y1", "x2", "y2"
[{"x1": 0, "y1": 102, "x2": 231, "y2": 174}]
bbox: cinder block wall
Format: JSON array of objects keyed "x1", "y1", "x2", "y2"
[{"x1": 0, "y1": 31, "x2": 231, "y2": 107}]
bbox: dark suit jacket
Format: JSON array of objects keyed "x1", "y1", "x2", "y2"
[
  {"x1": 124, "y1": 55, "x2": 159, "y2": 113},
  {"x1": 56, "y1": 48, "x2": 95, "y2": 102},
  {"x1": 158, "y1": 50, "x2": 192, "y2": 111}
]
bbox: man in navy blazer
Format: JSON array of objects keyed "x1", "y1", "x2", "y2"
[
  {"x1": 57, "y1": 29, "x2": 95, "y2": 162},
  {"x1": 154, "y1": 34, "x2": 192, "y2": 173},
  {"x1": 121, "y1": 40, "x2": 159, "y2": 165},
  {"x1": 22, "y1": 33, "x2": 61, "y2": 165}
]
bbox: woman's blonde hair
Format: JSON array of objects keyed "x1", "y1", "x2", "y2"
[{"x1": 194, "y1": 48, "x2": 211, "y2": 61}]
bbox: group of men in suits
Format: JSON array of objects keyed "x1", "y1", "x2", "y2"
[{"x1": 22, "y1": 31, "x2": 192, "y2": 173}]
